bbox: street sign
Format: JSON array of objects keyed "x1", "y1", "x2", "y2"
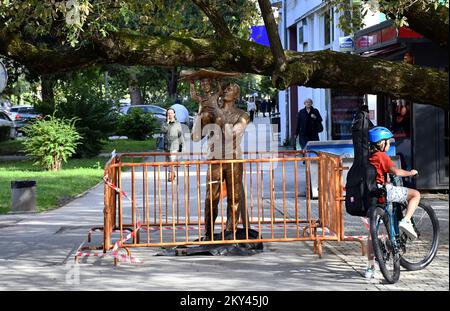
[
  {"x1": 339, "y1": 36, "x2": 354, "y2": 52},
  {"x1": 0, "y1": 61, "x2": 7, "y2": 93}
]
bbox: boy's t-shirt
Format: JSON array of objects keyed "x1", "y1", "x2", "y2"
[{"x1": 369, "y1": 151, "x2": 395, "y2": 184}]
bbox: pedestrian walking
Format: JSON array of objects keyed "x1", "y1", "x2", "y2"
[
  {"x1": 161, "y1": 108, "x2": 184, "y2": 182},
  {"x1": 247, "y1": 98, "x2": 256, "y2": 122},
  {"x1": 255, "y1": 99, "x2": 261, "y2": 117},
  {"x1": 295, "y1": 98, "x2": 323, "y2": 150},
  {"x1": 261, "y1": 99, "x2": 268, "y2": 117}
]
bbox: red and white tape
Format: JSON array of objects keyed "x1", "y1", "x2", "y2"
[{"x1": 75, "y1": 175, "x2": 143, "y2": 264}]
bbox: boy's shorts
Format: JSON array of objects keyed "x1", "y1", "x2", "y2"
[{"x1": 386, "y1": 183, "x2": 408, "y2": 204}]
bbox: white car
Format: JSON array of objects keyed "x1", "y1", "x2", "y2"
[{"x1": 0, "y1": 110, "x2": 17, "y2": 139}]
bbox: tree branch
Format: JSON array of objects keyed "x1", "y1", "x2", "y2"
[
  {"x1": 257, "y1": 0, "x2": 287, "y2": 88},
  {"x1": 378, "y1": 1, "x2": 448, "y2": 47},
  {"x1": 1, "y1": 30, "x2": 448, "y2": 109},
  {"x1": 190, "y1": 0, "x2": 234, "y2": 39}
]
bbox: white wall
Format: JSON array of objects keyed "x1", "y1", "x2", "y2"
[{"x1": 279, "y1": 0, "x2": 348, "y2": 144}]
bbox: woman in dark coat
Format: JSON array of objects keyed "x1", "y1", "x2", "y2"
[{"x1": 295, "y1": 98, "x2": 323, "y2": 149}]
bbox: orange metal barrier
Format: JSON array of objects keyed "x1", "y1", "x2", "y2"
[{"x1": 77, "y1": 150, "x2": 363, "y2": 264}]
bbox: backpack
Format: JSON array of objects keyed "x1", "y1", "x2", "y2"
[{"x1": 345, "y1": 109, "x2": 377, "y2": 217}]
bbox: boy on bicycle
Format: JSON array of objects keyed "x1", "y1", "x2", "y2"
[{"x1": 365, "y1": 126, "x2": 420, "y2": 278}]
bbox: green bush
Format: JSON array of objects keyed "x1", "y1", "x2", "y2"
[
  {"x1": 22, "y1": 115, "x2": 81, "y2": 171},
  {"x1": 0, "y1": 126, "x2": 10, "y2": 142},
  {"x1": 116, "y1": 109, "x2": 159, "y2": 140},
  {"x1": 57, "y1": 93, "x2": 118, "y2": 157}
]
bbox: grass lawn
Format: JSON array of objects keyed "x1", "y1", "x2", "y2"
[
  {"x1": 0, "y1": 158, "x2": 107, "y2": 214},
  {"x1": 0, "y1": 138, "x2": 155, "y2": 155},
  {"x1": 101, "y1": 138, "x2": 155, "y2": 153},
  {"x1": 0, "y1": 138, "x2": 156, "y2": 214}
]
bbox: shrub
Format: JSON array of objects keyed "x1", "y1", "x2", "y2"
[
  {"x1": 56, "y1": 93, "x2": 118, "y2": 157},
  {"x1": 22, "y1": 115, "x2": 81, "y2": 171},
  {"x1": 0, "y1": 126, "x2": 10, "y2": 142},
  {"x1": 116, "y1": 109, "x2": 159, "y2": 140}
]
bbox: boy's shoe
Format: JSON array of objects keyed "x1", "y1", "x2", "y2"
[
  {"x1": 399, "y1": 219, "x2": 418, "y2": 239},
  {"x1": 364, "y1": 266, "x2": 376, "y2": 280}
]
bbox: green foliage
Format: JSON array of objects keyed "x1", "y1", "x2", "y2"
[
  {"x1": 52, "y1": 68, "x2": 118, "y2": 158},
  {"x1": 22, "y1": 115, "x2": 81, "y2": 171},
  {"x1": 56, "y1": 92, "x2": 118, "y2": 158},
  {"x1": 116, "y1": 109, "x2": 159, "y2": 140},
  {"x1": 0, "y1": 139, "x2": 24, "y2": 155},
  {"x1": 0, "y1": 126, "x2": 10, "y2": 142},
  {"x1": 0, "y1": 0, "x2": 259, "y2": 48},
  {"x1": 328, "y1": 0, "x2": 449, "y2": 34}
]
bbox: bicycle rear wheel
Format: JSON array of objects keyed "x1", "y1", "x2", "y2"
[
  {"x1": 400, "y1": 202, "x2": 440, "y2": 271},
  {"x1": 370, "y1": 206, "x2": 400, "y2": 284}
]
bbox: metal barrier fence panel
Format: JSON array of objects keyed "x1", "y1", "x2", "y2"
[{"x1": 98, "y1": 151, "x2": 346, "y2": 260}]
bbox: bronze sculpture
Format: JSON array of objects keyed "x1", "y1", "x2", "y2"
[{"x1": 186, "y1": 70, "x2": 249, "y2": 240}]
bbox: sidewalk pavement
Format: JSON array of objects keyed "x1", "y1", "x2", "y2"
[{"x1": 0, "y1": 116, "x2": 448, "y2": 291}]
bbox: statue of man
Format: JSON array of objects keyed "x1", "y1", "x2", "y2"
[{"x1": 192, "y1": 82, "x2": 250, "y2": 240}]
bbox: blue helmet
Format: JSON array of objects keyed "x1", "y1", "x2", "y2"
[{"x1": 368, "y1": 126, "x2": 393, "y2": 143}]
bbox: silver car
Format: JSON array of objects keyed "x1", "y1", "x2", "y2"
[{"x1": 124, "y1": 104, "x2": 167, "y2": 124}]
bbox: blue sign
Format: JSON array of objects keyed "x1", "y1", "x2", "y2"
[{"x1": 249, "y1": 25, "x2": 270, "y2": 47}]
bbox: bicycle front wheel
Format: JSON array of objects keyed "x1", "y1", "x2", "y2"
[
  {"x1": 370, "y1": 206, "x2": 400, "y2": 284},
  {"x1": 400, "y1": 202, "x2": 440, "y2": 271}
]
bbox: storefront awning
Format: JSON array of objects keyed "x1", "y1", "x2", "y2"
[{"x1": 354, "y1": 20, "x2": 428, "y2": 55}]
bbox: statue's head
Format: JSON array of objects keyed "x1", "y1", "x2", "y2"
[
  {"x1": 200, "y1": 78, "x2": 212, "y2": 92},
  {"x1": 223, "y1": 82, "x2": 240, "y2": 102}
]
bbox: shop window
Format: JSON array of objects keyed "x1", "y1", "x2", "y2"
[
  {"x1": 391, "y1": 99, "x2": 411, "y2": 139},
  {"x1": 386, "y1": 98, "x2": 412, "y2": 170},
  {"x1": 330, "y1": 89, "x2": 365, "y2": 140}
]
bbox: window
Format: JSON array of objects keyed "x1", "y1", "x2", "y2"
[
  {"x1": 324, "y1": 11, "x2": 331, "y2": 46},
  {"x1": 330, "y1": 89, "x2": 365, "y2": 140},
  {"x1": 298, "y1": 26, "x2": 304, "y2": 44},
  {"x1": 298, "y1": 19, "x2": 307, "y2": 45},
  {"x1": 331, "y1": 8, "x2": 334, "y2": 43}
]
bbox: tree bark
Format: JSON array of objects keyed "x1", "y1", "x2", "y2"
[
  {"x1": 40, "y1": 75, "x2": 56, "y2": 115},
  {"x1": 1, "y1": 31, "x2": 448, "y2": 109},
  {"x1": 128, "y1": 71, "x2": 143, "y2": 105},
  {"x1": 167, "y1": 67, "x2": 178, "y2": 98},
  {"x1": 258, "y1": 0, "x2": 287, "y2": 87}
]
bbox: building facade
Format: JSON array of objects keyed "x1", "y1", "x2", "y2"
[
  {"x1": 276, "y1": 0, "x2": 384, "y2": 146},
  {"x1": 274, "y1": 0, "x2": 448, "y2": 190}
]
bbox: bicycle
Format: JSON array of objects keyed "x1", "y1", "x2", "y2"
[{"x1": 369, "y1": 175, "x2": 440, "y2": 284}]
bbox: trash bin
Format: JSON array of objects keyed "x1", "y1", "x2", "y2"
[{"x1": 10, "y1": 180, "x2": 37, "y2": 213}]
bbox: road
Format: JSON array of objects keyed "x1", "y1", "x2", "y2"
[{"x1": 0, "y1": 117, "x2": 447, "y2": 293}]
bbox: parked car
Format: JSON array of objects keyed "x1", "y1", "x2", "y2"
[
  {"x1": 0, "y1": 110, "x2": 17, "y2": 140},
  {"x1": 7, "y1": 105, "x2": 42, "y2": 135},
  {"x1": 124, "y1": 104, "x2": 167, "y2": 125},
  {"x1": 123, "y1": 104, "x2": 166, "y2": 116}
]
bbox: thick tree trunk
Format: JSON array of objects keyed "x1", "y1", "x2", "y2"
[
  {"x1": 40, "y1": 75, "x2": 56, "y2": 115},
  {"x1": 167, "y1": 67, "x2": 178, "y2": 98},
  {"x1": 1, "y1": 31, "x2": 448, "y2": 109},
  {"x1": 128, "y1": 72, "x2": 143, "y2": 105}
]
